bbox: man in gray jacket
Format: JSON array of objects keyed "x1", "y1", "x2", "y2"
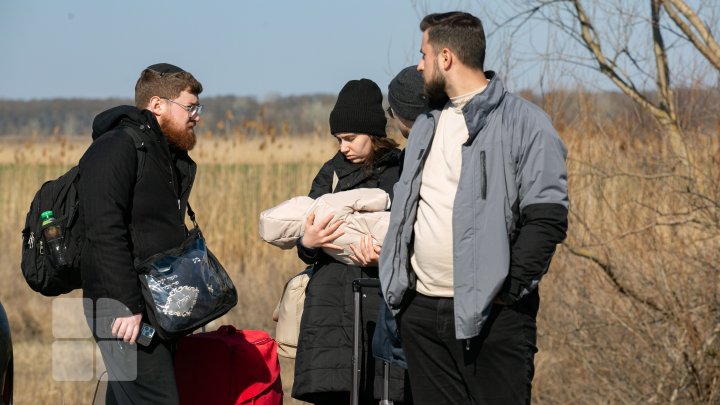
[{"x1": 379, "y1": 11, "x2": 569, "y2": 404}]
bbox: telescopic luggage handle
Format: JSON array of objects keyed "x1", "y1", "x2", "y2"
[
  {"x1": 351, "y1": 278, "x2": 392, "y2": 405},
  {"x1": 352, "y1": 278, "x2": 381, "y2": 292}
]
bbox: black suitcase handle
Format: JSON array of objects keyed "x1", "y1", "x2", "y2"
[
  {"x1": 352, "y1": 278, "x2": 381, "y2": 292},
  {"x1": 350, "y1": 278, "x2": 392, "y2": 405}
]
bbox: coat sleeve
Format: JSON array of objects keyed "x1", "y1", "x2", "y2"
[
  {"x1": 502, "y1": 203, "x2": 568, "y2": 303},
  {"x1": 297, "y1": 160, "x2": 335, "y2": 264},
  {"x1": 499, "y1": 106, "x2": 569, "y2": 304},
  {"x1": 78, "y1": 132, "x2": 144, "y2": 314}
]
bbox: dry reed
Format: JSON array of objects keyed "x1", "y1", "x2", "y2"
[{"x1": 0, "y1": 119, "x2": 717, "y2": 404}]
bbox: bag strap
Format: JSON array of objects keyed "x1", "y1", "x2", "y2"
[
  {"x1": 279, "y1": 265, "x2": 314, "y2": 300},
  {"x1": 273, "y1": 265, "x2": 314, "y2": 322},
  {"x1": 120, "y1": 119, "x2": 148, "y2": 183},
  {"x1": 187, "y1": 203, "x2": 198, "y2": 229}
]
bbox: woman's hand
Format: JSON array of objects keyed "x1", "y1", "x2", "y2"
[
  {"x1": 301, "y1": 212, "x2": 345, "y2": 250},
  {"x1": 349, "y1": 234, "x2": 381, "y2": 267}
]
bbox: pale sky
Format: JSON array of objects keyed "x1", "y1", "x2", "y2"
[
  {"x1": 0, "y1": 0, "x2": 544, "y2": 100},
  {"x1": 5, "y1": 0, "x2": 706, "y2": 101}
]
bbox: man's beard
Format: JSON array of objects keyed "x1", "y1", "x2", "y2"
[
  {"x1": 161, "y1": 120, "x2": 197, "y2": 151},
  {"x1": 424, "y1": 63, "x2": 447, "y2": 101}
]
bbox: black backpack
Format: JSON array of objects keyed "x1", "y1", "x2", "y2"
[{"x1": 21, "y1": 127, "x2": 146, "y2": 296}]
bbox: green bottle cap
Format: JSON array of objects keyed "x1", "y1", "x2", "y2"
[{"x1": 41, "y1": 210, "x2": 56, "y2": 226}]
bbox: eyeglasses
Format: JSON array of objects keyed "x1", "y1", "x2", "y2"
[
  {"x1": 162, "y1": 97, "x2": 204, "y2": 118},
  {"x1": 386, "y1": 106, "x2": 394, "y2": 119}
]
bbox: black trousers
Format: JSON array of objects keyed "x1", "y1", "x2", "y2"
[
  {"x1": 398, "y1": 291, "x2": 539, "y2": 405},
  {"x1": 86, "y1": 302, "x2": 179, "y2": 405}
]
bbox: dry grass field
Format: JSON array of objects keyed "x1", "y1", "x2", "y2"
[{"x1": 0, "y1": 120, "x2": 718, "y2": 404}]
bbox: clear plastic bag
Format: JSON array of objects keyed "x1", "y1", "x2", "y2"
[{"x1": 136, "y1": 228, "x2": 237, "y2": 340}]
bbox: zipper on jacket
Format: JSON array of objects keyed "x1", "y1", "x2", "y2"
[
  {"x1": 395, "y1": 125, "x2": 434, "y2": 295},
  {"x1": 480, "y1": 150, "x2": 487, "y2": 200},
  {"x1": 168, "y1": 161, "x2": 185, "y2": 225}
]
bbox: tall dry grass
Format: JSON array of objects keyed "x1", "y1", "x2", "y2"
[
  {"x1": 533, "y1": 112, "x2": 720, "y2": 403},
  {"x1": 0, "y1": 117, "x2": 718, "y2": 404},
  {"x1": 0, "y1": 132, "x2": 343, "y2": 405}
]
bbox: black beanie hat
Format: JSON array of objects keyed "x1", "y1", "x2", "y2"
[
  {"x1": 388, "y1": 66, "x2": 429, "y2": 121},
  {"x1": 329, "y1": 78, "x2": 387, "y2": 137}
]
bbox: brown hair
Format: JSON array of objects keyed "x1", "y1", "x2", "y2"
[
  {"x1": 420, "y1": 11, "x2": 486, "y2": 71},
  {"x1": 364, "y1": 136, "x2": 399, "y2": 170},
  {"x1": 134, "y1": 69, "x2": 203, "y2": 109}
]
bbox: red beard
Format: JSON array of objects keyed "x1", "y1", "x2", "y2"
[{"x1": 161, "y1": 120, "x2": 197, "y2": 151}]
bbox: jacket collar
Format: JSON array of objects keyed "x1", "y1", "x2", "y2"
[
  {"x1": 330, "y1": 148, "x2": 399, "y2": 178},
  {"x1": 91, "y1": 105, "x2": 168, "y2": 143},
  {"x1": 461, "y1": 71, "x2": 506, "y2": 143}
]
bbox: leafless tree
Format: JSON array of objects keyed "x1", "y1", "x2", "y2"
[
  {"x1": 497, "y1": 0, "x2": 719, "y2": 164},
  {"x1": 485, "y1": 2, "x2": 720, "y2": 403}
]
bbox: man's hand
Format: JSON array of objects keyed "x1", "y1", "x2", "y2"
[
  {"x1": 301, "y1": 212, "x2": 345, "y2": 250},
  {"x1": 493, "y1": 295, "x2": 512, "y2": 306},
  {"x1": 111, "y1": 313, "x2": 143, "y2": 344},
  {"x1": 349, "y1": 234, "x2": 381, "y2": 267}
]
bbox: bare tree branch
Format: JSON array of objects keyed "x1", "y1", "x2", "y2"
[
  {"x1": 663, "y1": 0, "x2": 720, "y2": 70},
  {"x1": 652, "y1": 0, "x2": 678, "y2": 123},
  {"x1": 569, "y1": 0, "x2": 669, "y2": 121},
  {"x1": 563, "y1": 243, "x2": 666, "y2": 314}
]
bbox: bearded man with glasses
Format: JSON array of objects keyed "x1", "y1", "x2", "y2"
[{"x1": 78, "y1": 63, "x2": 203, "y2": 405}]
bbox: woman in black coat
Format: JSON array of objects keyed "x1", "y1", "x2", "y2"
[{"x1": 291, "y1": 79, "x2": 410, "y2": 405}]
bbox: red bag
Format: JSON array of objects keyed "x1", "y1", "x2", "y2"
[{"x1": 174, "y1": 325, "x2": 283, "y2": 405}]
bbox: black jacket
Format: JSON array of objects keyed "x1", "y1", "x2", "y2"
[
  {"x1": 292, "y1": 149, "x2": 411, "y2": 403},
  {"x1": 78, "y1": 106, "x2": 196, "y2": 316}
]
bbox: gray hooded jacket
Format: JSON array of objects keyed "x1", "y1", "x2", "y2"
[{"x1": 379, "y1": 73, "x2": 569, "y2": 339}]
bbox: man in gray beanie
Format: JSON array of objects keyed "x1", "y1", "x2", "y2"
[{"x1": 387, "y1": 65, "x2": 430, "y2": 138}]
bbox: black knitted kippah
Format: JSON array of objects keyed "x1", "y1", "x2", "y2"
[
  {"x1": 329, "y1": 78, "x2": 387, "y2": 137},
  {"x1": 146, "y1": 63, "x2": 186, "y2": 76}
]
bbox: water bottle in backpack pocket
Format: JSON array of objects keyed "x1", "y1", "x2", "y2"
[
  {"x1": 21, "y1": 167, "x2": 83, "y2": 296},
  {"x1": 20, "y1": 127, "x2": 146, "y2": 297},
  {"x1": 40, "y1": 210, "x2": 69, "y2": 268}
]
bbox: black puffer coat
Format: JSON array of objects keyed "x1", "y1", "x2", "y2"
[
  {"x1": 292, "y1": 149, "x2": 412, "y2": 404},
  {"x1": 78, "y1": 106, "x2": 195, "y2": 317}
]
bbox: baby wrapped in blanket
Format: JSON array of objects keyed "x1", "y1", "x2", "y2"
[{"x1": 259, "y1": 188, "x2": 390, "y2": 265}]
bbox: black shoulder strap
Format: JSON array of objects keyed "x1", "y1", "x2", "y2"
[
  {"x1": 187, "y1": 203, "x2": 198, "y2": 229},
  {"x1": 124, "y1": 122, "x2": 200, "y2": 234},
  {"x1": 126, "y1": 124, "x2": 147, "y2": 182},
  {"x1": 113, "y1": 118, "x2": 149, "y2": 183},
  {"x1": 121, "y1": 121, "x2": 199, "y2": 232}
]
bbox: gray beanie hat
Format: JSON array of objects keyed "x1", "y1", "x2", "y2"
[{"x1": 387, "y1": 66, "x2": 429, "y2": 121}]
